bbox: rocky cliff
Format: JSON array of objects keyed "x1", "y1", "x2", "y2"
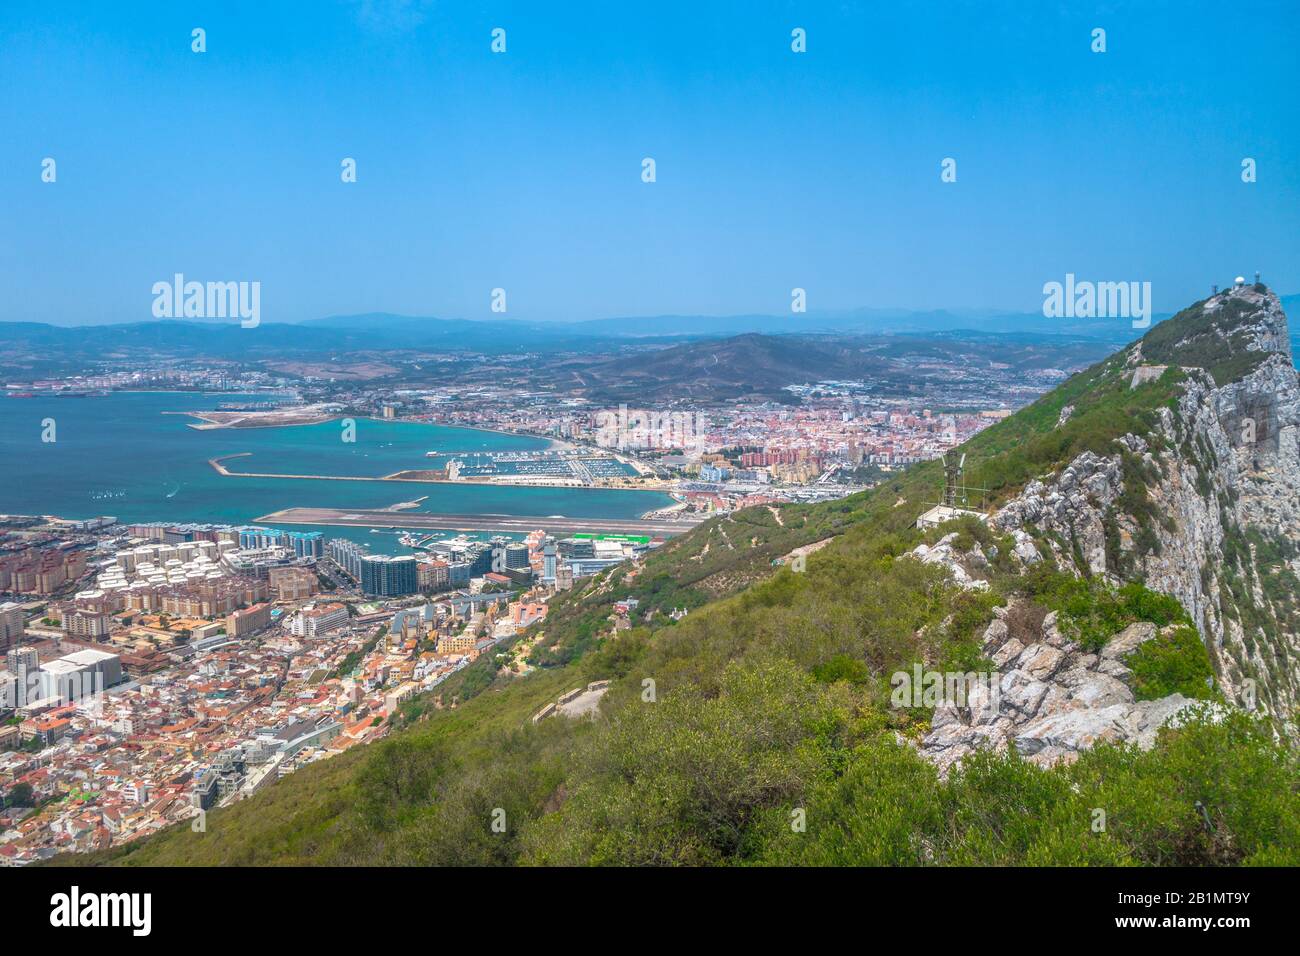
[
  {"x1": 991, "y1": 284, "x2": 1300, "y2": 725},
  {"x1": 922, "y1": 599, "x2": 1206, "y2": 775}
]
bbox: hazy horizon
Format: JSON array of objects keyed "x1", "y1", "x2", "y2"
[{"x1": 3, "y1": 294, "x2": 1298, "y2": 331}]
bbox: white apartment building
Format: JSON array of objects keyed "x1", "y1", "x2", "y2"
[{"x1": 289, "y1": 602, "x2": 348, "y2": 639}]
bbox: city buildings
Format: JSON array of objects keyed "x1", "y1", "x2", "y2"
[
  {"x1": 4, "y1": 648, "x2": 38, "y2": 709},
  {"x1": 60, "y1": 608, "x2": 111, "y2": 639},
  {"x1": 416, "y1": 559, "x2": 450, "y2": 593},
  {"x1": 267, "y1": 566, "x2": 318, "y2": 602},
  {"x1": 0, "y1": 602, "x2": 23, "y2": 651},
  {"x1": 36, "y1": 648, "x2": 123, "y2": 705},
  {"x1": 0, "y1": 359, "x2": 1067, "y2": 867},
  {"x1": 226, "y1": 602, "x2": 272, "y2": 638},
  {"x1": 359, "y1": 555, "x2": 418, "y2": 598},
  {"x1": 511, "y1": 602, "x2": 547, "y2": 629},
  {"x1": 289, "y1": 602, "x2": 349, "y2": 639},
  {"x1": 327, "y1": 539, "x2": 368, "y2": 581},
  {"x1": 0, "y1": 546, "x2": 88, "y2": 595}
]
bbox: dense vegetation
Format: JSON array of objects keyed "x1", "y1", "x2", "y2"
[
  {"x1": 1020, "y1": 566, "x2": 1188, "y2": 652},
  {"x1": 1141, "y1": 294, "x2": 1271, "y2": 386},
  {"x1": 71, "y1": 513, "x2": 1289, "y2": 868},
  {"x1": 59, "y1": 292, "x2": 1300, "y2": 868},
  {"x1": 1126, "y1": 626, "x2": 1217, "y2": 701}
]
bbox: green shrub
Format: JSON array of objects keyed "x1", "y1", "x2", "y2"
[
  {"x1": 1126, "y1": 625, "x2": 1216, "y2": 700},
  {"x1": 1019, "y1": 567, "x2": 1189, "y2": 651},
  {"x1": 812, "y1": 654, "x2": 872, "y2": 685}
]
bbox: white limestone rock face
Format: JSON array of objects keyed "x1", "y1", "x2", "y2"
[
  {"x1": 992, "y1": 451, "x2": 1123, "y2": 577},
  {"x1": 908, "y1": 533, "x2": 990, "y2": 591},
  {"x1": 988, "y1": 287, "x2": 1300, "y2": 724},
  {"x1": 1011, "y1": 529, "x2": 1042, "y2": 564},
  {"x1": 920, "y1": 602, "x2": 1198, "y2": 775}
]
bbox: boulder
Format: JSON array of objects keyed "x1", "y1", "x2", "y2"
[
  {"x1": 1065, "y1": 673, "x2": 1134, "y2": 710},
  {"x1": 991, "y1": 637, "x2": 1025, "y2": 667},
  {"x1": 999, "y1": 674, "x2": 1050, "y2": 718},
  {"x1": 1018, "y1": 644, "x2": 1066, "y2": 682},
  {"x1": 1102, "y1": 622, "x2": 1157, "y2": 660},
  {"x1": 1011, "y1": 529, "x2": 1042, "y2": 564},
  {"x1": 1096, "y1": 657, "x2": 1133, "y2": 682},
  {"x1": 981, "y1": 619, "x2": 1009, "y2": 650},
  {"x1": 1014, "y1": 704, "x2": 1135, "y2": 756}
]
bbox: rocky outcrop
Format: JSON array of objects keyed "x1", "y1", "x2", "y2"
[
  {"x1": 921, "y1": 604, "x2": 1198, "y2": 775},
  {"x1": 990, "y1": 286, "x2": 1300, "y2": 723},
  {"x1": 910, "y1": 533, "x2": 990, "y2": 590},
  {"x1": 992, "y1": 450, "x2": 1125, "y2": 577}
]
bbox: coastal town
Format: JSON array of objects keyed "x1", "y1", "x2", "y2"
[
  {"x1": 0, "y1": 350, "x2": 1071, "y2": 862},
  {"x1": 0, "y1": 513, "x2": 654, "y2": 862},
  {"x1": 4, "y1": 349, "x2": 1039, "y2": 511}
]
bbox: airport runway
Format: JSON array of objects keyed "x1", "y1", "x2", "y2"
[{"x1": 255, "y1": 507, "x2": 706, "y2": 537}]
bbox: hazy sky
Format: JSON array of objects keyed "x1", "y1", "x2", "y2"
[{"x1": 1, "y1": 0, "x2": 1297, "y2": 326}]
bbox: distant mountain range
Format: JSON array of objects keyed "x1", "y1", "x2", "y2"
[
  {"x1": 318, "y1": 294, "x2": 1300, "y2": 344},
  {"x1": 315, "y1": 306, "x2": 1148, "y2": 344},
  {"x1": 562, "y1": 332, "x2": 1117, "y2": 404},
  {"x1": 0, "y1": 315, "x2": 629, "y2": 359},
  {"x1": 9, "y1": 292, "x2": 1297, "y2": 337},
  {"x1": 574, "y1": 308, "x2": 1125, "y2": 340},
  {"x1": 1, "y1": 296, "x2": 1295, "y2": 378}
]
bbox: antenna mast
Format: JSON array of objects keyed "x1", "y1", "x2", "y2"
[{"x1": 941, "y1": 452, "x2": 967, "y2": 507}]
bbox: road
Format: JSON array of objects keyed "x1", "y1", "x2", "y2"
[{"x1": 255, "y1": 507, "x2": 706, "y2": 537}]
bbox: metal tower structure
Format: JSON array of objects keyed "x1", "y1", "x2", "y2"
[
  {"x1": 939, "y1": 452, "x2": 987, "y2": 510},
  {"x1": 941, "y1": 452, "x2": 965, "y2": 507}
]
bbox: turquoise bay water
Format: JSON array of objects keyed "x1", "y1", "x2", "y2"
[{"x1": 0, "y1": 393, "x2": 673, "y2": 543}]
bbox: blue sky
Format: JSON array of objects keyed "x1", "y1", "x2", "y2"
[{"x1": 1, "y1": 0, "x2": 1297, "y2": 326}]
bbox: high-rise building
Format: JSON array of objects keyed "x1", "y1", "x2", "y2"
[
  {"x1": 360, "y1": 555, "x2": 418, "y2": 597},
  {"x1": 267, "y1": 566, "x2": 318, "y2": 602},
  {"x1": 504, "y1": 543, "x2": 530, "y2": 570},
  {"x1": 239, "y1": 527, "x2": 289, "y2": 550},
  {"x1": 558, "y1": 538, "x2": 595, "y2": 560},
  {"x1": 327, "y1": 539, "x2": 368, "y2": 580},
  {"x1": 62, "y1": 608, "x2": 111, "y2": 638},
  {"x1": 0, "y1": 669, "x2": 16, "y2": 710},
  {"x1": 287, "y1": 531, "x2": 324, "y2": 558},
  {"x1": 5, "y1": 647, "x2": 38, "y2": 707},
  {"x1": 0, "y1": 602, "x2": 23, "y2": 651},
  {"x1": 489, "y1": 536, "x2": 511, "y2": 573},
  {"x1": 417, "y1": 559, "x2": 450, "y2": 593},
  {"x1": 461, "y1": 542, "x2": 493, "y2": 577}
]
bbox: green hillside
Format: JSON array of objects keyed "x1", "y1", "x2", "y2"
[{"x1": 64, "y1": 293, "x2": 1300, "y2": 867}]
